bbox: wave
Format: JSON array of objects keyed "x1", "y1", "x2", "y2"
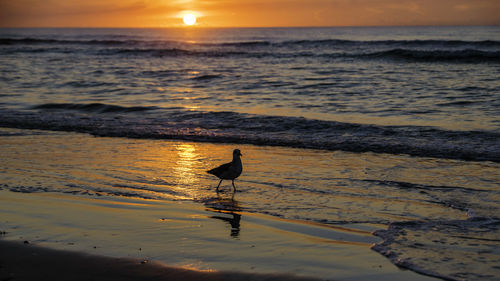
[
  {"x1": 0, "y1": 37, "x2": 134, "y2": 46},
  {"x1": 1, "y1": 105, "x2": 498, "y2": 163},
  {"x1": 2, "y1": 37, "x2": 499, "y2": 48},
  {"x1": 105, "y1": 48, "x2": 248, "y2": 58},
  {"x1": 3, "y1": 38, "x2": 499, "y2": 63},
  {"x1": 372, "y1": 217, "x2": 500, "y2": 280},
  {"x1": 359, "y1": 48, "x2": 500, "y2": 63},
  {"x1": 280, "y1": 39, "x2": 500, "y2": 48},
  {"x1": 360, "y1": 179, "x2": 490, "y2": 194},
  {"x1": 32, "y1": 103, "x2": 158, "y2": 113},
  {"x1": 115, "y1": 47, "x2": 500, "y2": 61},
  {"x1": 191, "y1": 74, "x2": 224, "y2": 80},
  {"x1": 90, "y1": 47, "x2": 500, "y2": 64}
]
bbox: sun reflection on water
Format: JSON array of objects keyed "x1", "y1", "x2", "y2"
[{"x1": 173, "y1": 143, "x2": 199, "y2": 189}]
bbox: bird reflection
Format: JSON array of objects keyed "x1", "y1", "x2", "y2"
[{"x1": 205, "y1": 192, "x2": 241, "y2": 238}]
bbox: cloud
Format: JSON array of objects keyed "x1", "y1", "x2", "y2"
[
  {"x1": 454, "y1": 4, "x2": 470, "y2": 11},
  {"x1": 1, "y1": 0, "x2": 499, "y2": 27}
]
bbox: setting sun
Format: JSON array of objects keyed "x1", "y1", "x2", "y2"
[{"x1": 183, "y1": 14, "x2": 197, "y2": 26}]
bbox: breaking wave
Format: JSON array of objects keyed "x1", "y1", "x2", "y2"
[
  {"x1": 1, "y1": 104, "x2": 498, "y2": 163},
  {"x1": 2, "y1": 37, "x2": 499, "y2": 63}
]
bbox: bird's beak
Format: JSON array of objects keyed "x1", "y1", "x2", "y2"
[{"x1": 240, "y1": 152, "x2": 243, "y2": 156}]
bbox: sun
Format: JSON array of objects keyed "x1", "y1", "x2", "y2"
[{"x1": 183, "y1": 14, "x2": 197, "y2": 26}]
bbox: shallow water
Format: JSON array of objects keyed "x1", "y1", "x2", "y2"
[{"x1": 1, "y1": 128, "x2": 499, "y2": 280}]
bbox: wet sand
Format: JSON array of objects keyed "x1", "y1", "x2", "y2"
[
  {"x1": 0, "y1": 129, "x2": 443, "y2": 280},
  {"x1": 0, "y1": 240, "x2": 322, "y2": 281},
  {"x1": 0, "y1": 189, "x2": 435, "y2": 281}
]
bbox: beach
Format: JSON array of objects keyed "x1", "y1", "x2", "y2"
[
  {"x1": 0, "y1": 128, "x2": 439, "y2": 281},
  {"x1": 1, "y1": 128, "x2": 498, "y2": 280},
  {"x1": 0, "y1": 192, "x2": 426, "y2": 281},
  {"x1": 0, "y1": 241, "x2": 324, "y2": 281}
]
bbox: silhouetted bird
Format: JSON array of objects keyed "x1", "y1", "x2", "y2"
[{"x1": 207, "y1": 149, "x2": 243, "y2": 191}]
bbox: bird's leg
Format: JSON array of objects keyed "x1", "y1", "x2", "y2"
[
  {"x1": 216, "y1": 179, "x2": 223, "y2": 191},
  {"x1": 232, "y1": 180, "x2": 237, "y2": 192}
]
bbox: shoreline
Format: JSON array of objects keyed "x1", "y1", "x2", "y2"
[
  {"x1": 0, "y1": 189, "x2": 437, "y2": 281},
  {"x1": 0, "y1": 239, "x2": 321, "y2": 281},
  {"x1": 0, "y1": 128, "x2": 456, "y2": 281}
]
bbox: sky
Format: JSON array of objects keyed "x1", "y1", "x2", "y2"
[{"x1": 0, "y1": 0, "x2": 499, "y2": 28}]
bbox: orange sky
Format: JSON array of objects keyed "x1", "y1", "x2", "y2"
[{"x1": 1, "y1": 0, "x2": 499, "y2": 28}]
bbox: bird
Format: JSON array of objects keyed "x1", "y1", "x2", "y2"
[{"x1": 207, "y1": 149, "x2": 243, "y2": 192}]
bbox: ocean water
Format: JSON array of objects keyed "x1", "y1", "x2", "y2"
[{"x1": 1, "y1": 26, "x2": 500, "y2": 280}]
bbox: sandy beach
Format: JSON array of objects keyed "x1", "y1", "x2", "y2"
[
  {"x1": 0, "y1": 128, "x2": 449, "y2": 281},
  {"x1": 0, "y1": 240, "x2": 325, "y2": 281},
  {"x1": 0, "y1": 188, "x2": 434, "y2": 281}
]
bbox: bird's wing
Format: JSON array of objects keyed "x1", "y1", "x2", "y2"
[{"x1": 207, "y1": 162, "x2": 232, "y2": 176}]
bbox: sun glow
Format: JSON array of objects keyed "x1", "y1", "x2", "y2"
[{"x1": 183, "y1": 14, "x2": 197, "y2": 26}]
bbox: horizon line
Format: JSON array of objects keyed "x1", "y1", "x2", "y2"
[{"x1": 1, "y1": 24, "x2": 499, "y2": 29}]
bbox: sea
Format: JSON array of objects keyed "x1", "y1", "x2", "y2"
[{"x1": 0, "y1": 26, "x2": 499, "y2": 280}]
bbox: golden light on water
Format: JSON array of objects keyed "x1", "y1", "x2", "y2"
[{"x1": 174, "y1": 143, "x2": 198, "y2": 187}]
